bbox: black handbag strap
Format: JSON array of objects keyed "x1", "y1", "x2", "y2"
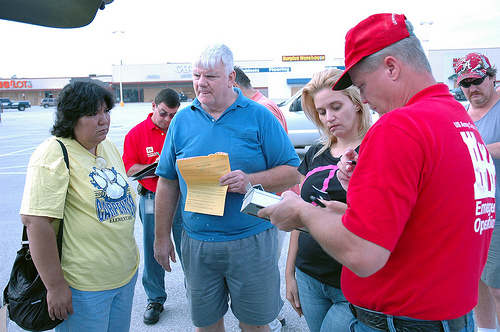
[
  {"x1": 22, "y1": 139, "x2": 69, "y2": 261},
  {"x1": 56, "y1": 139, "x2": 69, "y2": 171}
]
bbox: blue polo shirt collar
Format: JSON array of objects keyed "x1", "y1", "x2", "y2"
[{"x1": 190, "y1": 87, "x2": 249, "y2": 120}]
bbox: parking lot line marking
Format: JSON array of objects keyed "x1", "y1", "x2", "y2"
[{"x1": 0, "y1": 147, "x2": 36, "y2": 158}]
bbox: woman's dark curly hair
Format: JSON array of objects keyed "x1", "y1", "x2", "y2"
[{"x1": 51, "y1": 81, "x2": 115, "y2": 138}]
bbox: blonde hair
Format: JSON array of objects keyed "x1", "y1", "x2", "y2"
[{"x1": 301, "y1": 69, "x2": 371, "y2": 157}]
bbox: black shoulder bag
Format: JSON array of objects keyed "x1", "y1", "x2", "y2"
[{"x1": 3, "y1": 139, "x2": 69, "y2": 331}]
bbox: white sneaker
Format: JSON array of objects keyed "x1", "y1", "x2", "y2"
[
  {"x1": 268, "y1": 318, "x2": 282, "y2": 332},
  {"x1": 276, "y1": 307, "x2": 286, "y2": 326}
]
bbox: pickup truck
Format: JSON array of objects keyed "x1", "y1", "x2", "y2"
[{"x1": 0, "y1": 98, "x2": 31, "y2": 111}]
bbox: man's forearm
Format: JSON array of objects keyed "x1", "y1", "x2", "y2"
[
  {"x1": 299, "y1": 205, "x2": 391, "y2": 278},
  {"x1": 155, "y1": 177, "x2": 180, "y2": 241},
  {"x1": 249, "y1": 165, "x2": 300, "y2": 193}
]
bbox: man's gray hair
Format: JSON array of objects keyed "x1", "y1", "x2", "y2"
[
  {"x1": 357, "y1": 20, "x2": 432, "y2": 74},
  {"x1": 193, "y1": 43, "x2": 234, "y2": 75}
]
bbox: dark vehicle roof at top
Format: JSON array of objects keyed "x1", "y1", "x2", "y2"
[{"x1": 0, "y1": 0, "x2": 113, "y2": 28}]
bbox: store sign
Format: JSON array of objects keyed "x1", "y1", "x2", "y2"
[
  {"x1": 146, "y1": 75, "x2": 160, "y2": 79},
  {"x1": 325, "y1": 65, "x2": 346, "y2": 70},
  {"x1": 175, "y1": 65, "x2": 193, "y2": 73},
  {"x1": 241, "y1": 67, "x2": 291, "y2": 73},
  {"x1": 282, "y1": 55, "x2": 325, "y2": 62},
  {"x1": 1, "y1": 80, "x2": 33, "y2": 89}
]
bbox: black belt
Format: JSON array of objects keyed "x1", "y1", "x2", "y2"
[{"x1": 350, "y1": 304, "x2": 466, "y2": 332}]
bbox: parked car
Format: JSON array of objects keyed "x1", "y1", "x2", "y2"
[
  {"x1": 178, "y1": 92, "x2": 188, "y2": 102},
  {"x1": 278, "y1": 89, "x2": 321, "y2": 149},
  {"x1": 450, "y1": 87, "x2": 466, "y2": 101},
  {"x1": 39, "y1": 98, "x2": 58, "y2": 108},
  {"x1": 0, "y1": 98, "x2": 31, "y2": 111}
]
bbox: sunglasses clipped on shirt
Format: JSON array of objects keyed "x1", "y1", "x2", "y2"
[{"x1": 458, "y1": 76, "x2": 487, "y2": 88}]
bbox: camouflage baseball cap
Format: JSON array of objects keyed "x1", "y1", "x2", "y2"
[{"x1": 455, "y1": 52, "x2": 492, "y2": 83}]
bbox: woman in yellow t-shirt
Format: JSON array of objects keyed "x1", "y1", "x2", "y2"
[{"x1": 20, "y1": 81, "x2": 139, "y2": 332}]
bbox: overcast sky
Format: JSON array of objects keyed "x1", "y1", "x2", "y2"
[{"x1": 1, "y1": 0, "x2": 499, "y2": 79}]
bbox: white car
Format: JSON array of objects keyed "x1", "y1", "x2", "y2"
[{"x1": 278, "y1": 89, "x2": 321, "y2": 149}]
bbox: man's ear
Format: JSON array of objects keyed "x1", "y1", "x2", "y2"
[
  {"x1": 384, "y1": 56, "x2": 400, "y2": 81},
  {"x1": 228, "y1": 70, "x2": 236, "y2": 88}
]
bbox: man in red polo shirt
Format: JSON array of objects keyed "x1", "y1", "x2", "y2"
[{"x1": 122, "y1": 88, "x2": 182, "y2": 325}]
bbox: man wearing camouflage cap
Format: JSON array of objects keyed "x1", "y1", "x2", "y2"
[{"x1": 456, "y1": 52, "x2": 500, "y2": 332}]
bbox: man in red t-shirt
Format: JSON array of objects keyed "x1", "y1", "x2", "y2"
[
  {"x1": 260, "y1": 13, "x2": 495, "y2": 332},
  {"x1": 122, "y1": 88, "x2": 181, "y2": 325}
]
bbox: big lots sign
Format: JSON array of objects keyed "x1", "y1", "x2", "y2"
[{"x1": 1, "y1": 80, "x2": 33, "y2": 89}]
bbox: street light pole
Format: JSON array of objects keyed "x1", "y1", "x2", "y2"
[
  {"x1": 420, "y1": 21, "x2": 433, "y2": 43},
  {"x1": 112, "y1": 30, "x2": 125, "y2": 107},
  {"x1": 119, "y1": 60, "x2": 124, "y2": 107}
]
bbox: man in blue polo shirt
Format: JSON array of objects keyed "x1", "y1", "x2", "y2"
[{"x1": 154, "y1": 43, "x2": 300, "y2": 332}]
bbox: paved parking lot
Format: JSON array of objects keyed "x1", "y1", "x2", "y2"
[{"x1": 0, "y1": 104, "x2": 309, "y2": 332}]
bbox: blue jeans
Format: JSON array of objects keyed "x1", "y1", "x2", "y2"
[
  {"x1": 295, "y1": 268, "x2": 354, "y2": 332},
  {"x1": 56, "y1": 272, "x2": 138, "y2": 332},
  {"x1": 139, "y1": 193, "x2": 183, "y2": 304},
  {"x1": 349, "y1": 310, "x2": 475, "y2": 332}
]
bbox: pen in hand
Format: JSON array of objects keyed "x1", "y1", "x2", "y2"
[{"x1": 310, "y1": 195, "x2": 326, "y2": 208}]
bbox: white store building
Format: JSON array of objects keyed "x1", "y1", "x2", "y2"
[{"x1": 1, "y1": 48, "x2": 499, "y2": 106}]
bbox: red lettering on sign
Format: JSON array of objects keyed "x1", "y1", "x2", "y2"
[{"x1": 0, "y1": 80, "x2": 33, "y2": 89}]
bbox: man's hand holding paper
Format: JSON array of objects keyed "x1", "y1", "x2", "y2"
[
  {"x1": 177, "y1": 152, "x2": 231, "y2": 216},
  {"x1": 219, "y1": 170, "x2": 250, "y2": 195}
]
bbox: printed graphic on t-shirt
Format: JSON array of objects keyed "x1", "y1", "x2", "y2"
[
  {"x1": 457, "y1": 125, "x2": 496, "y2": 235},
  {"x1": 89, "y1": 167, "x2": 136, "y2": 223},
  {"x1": 304, "y1": 165, "x2": 339, "y2": 194}
]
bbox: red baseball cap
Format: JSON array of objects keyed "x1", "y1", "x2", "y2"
[
  {"x1": 455, "y1": 52, "x2": 492, "y2": 83},
  {"x1": 333, "y1": 13, "x2": 410, "y2": 90}
]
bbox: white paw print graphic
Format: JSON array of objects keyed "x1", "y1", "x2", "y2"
[{"x1": 91, "y1": 168, "x2": 128, "y2": 199}]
